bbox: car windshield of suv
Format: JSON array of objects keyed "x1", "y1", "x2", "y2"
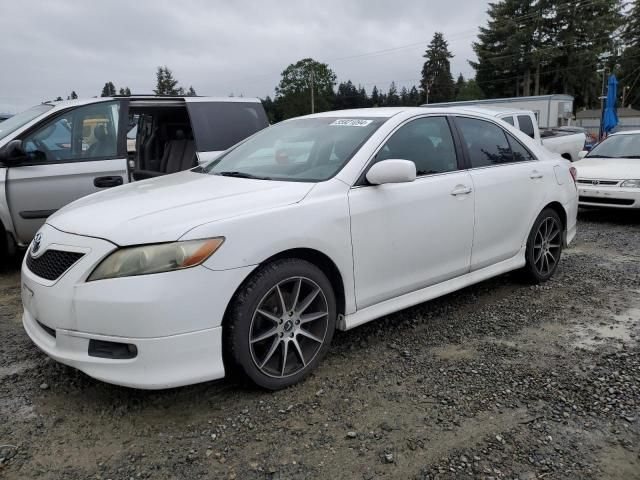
[
  {"x1": 202, "y1": 116, "x2": 388, "y2": 182},
  {"x1": 587, "y1": 133, "x2": 640, "y2": 159},
  {"x1": 0, "y1": 104, "x2": 53, "y2": 141}
]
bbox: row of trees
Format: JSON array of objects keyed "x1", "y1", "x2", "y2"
[{"x1": 266, "y1": 0, "x2": 639, "y2": 121}]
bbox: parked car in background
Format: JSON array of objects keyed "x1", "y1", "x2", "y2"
[
  {"x1": 0, "y1": 96, "x2": 269, "y2": 258},
  {"x1": 441, "y1": 106, "x2": 586, "y2": 162},
  {"x1": 20, "y1": 107, "x2": 578, "y2": 390},
  {"x1": 575, "y1": 129, "x2": 640, "y2": 209}
]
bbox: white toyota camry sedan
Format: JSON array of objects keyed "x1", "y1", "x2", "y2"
[
  {"x1": 21, "y1": 107, "x2": 578, "y2": 390},
  {"x1": 575, "y1": 130, "x2": 640, "y2": 209}
]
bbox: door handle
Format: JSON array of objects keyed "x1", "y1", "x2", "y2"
[
  {"x1": 529, "y1": 170, "x2": 544, "y2": 179},
  {"x1": 94, "y1": 176, "x2": 123, "y2": 188},
  {"x1": 450, "y1": 185, "x2": 473, "y2": 196}
]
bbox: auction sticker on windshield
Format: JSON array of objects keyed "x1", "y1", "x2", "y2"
[{"x1": 330, "y1": 119, "x2": 373, "y2": 127}]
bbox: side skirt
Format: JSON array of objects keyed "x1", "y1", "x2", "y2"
[{"x1": 337, "y1": 249, "x2": 526, "y2": 331}]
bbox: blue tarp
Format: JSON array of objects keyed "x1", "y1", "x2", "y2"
[{"x1": 603, "y1": 74, "x2": 619, "y2": 134}]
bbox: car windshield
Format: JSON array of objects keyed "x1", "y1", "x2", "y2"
[
  {"x1": 587, "y1": 133, "x2": 640, "y2": 159},
  {"x1": 0, "y1": 104, "x2": 53, "y2": 141},
  {"x1": 201, "y1": 116, "x2": 388, "y2": 182}
]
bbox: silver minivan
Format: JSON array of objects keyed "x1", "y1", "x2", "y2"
[{"x1": 0, "y1": 96, "x2": 269, "y2": 258}]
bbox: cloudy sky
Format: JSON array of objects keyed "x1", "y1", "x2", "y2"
[{"x1": 0, "y1": 0, "x2": 490, "y2": 113}]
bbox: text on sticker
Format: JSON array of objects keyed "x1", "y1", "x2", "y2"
[{"x1": 330, "y1": 119, "x2": 373, "y2": 127}]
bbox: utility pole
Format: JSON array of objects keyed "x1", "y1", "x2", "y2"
[
  {"x1": 621, "y1": 85, "x2": 630, "y2": 109},
  {"x1": 310, "y1": 69, "x2": 315, "y2": 114},
  {"x1": 597, "y1": 67, "x2": 608, "y2": 141}
]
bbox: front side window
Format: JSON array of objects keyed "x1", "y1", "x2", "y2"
[
  {"x1": 375, "y1": 116, "x2": 458, "y2": 175},
  {"x1": 517, "y1": 115, "x2": 535, "y2": 139},
  {"x1": 203, "y1": 116, "x2": 387, "y2": 182},
  {"x1": 456, "y1": 117, "x2": 513, "y2": 167},
  {"x1": 22, "y1": 101, "x2": 120, "y2": 163}
]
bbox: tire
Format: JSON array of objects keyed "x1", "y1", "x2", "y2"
[
  {"x1": 224, "y1": 258, "x2": 337, "y2": 390},
  {"x1": 523, "y1": 208, "x2": 563, "y2": 283}
]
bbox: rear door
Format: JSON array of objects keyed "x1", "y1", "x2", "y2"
[
  {"x1": 6, "y1": 100, "x2": 129, "y2": 244},
  {"x1": 185, "y1": 99, "x2": 269, "y2": 164},
  {"x1": 453, "y1": 115, "x2": 546, "y2": 270}
]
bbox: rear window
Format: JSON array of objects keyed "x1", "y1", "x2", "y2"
[{"x1": 187, "y1": 102, "x2": 269, "y2": 152}]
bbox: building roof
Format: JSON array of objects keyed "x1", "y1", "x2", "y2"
[
  {"x1": 576, "y1": 107, "x2": 640, "y2": 119},
  {"x1": 421, "y1": 94, "x2": 574, "y2": 108}
]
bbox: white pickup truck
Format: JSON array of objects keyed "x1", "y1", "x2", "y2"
[{"x1": 451, "y1": 106, "x2": 586, "y2": 162}]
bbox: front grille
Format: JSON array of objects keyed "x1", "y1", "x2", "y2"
[
  {"x1": 579, "y1": 196, "x2": 635, "y2": 206},
  {"x1": 26, "y1": 249, "x2": 85, "y2": 281},
  {"x1": 577, "y1": 179, "x2": 619, "y2": 186}
]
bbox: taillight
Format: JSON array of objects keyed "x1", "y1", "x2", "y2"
[{"x1": 569, "y1": 166, "x2": 578, "y2": 185}]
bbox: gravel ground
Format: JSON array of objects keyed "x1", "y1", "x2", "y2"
[{"x1": 1, "y1": 209, "x2": 639, "y2": 480}]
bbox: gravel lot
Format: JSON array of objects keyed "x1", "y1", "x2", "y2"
[{"x1": 1, "y1": 209, "x2": 639, "y2": 480}]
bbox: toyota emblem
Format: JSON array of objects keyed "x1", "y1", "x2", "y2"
[{"x1": 32, "y1": 233, "x2": 42, "y2": 255}]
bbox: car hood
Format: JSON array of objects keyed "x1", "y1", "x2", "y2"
[
  {"x1": 575, "y1": 157, "x2": 640, "y2": 180},
  {"x1": 47, "y1": 171, "x2": 315, "y2": 245}
]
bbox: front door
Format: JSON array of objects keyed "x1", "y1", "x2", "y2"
[
  {"x1": 6, "y1": 100, "x2": 128, "y2": 245},
  {"x1": 348, "y1": 116, "x2": 475, "y2": 310}
]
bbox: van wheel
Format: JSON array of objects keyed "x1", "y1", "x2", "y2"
[
  {"x1": 224, "y1": 258, "x2": 336, "y2": 390},
  {"x1": 523, "y1": 208, "x2": 563, "y2": 283}
]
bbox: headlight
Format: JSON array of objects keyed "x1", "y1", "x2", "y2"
[
  {"x1": 621, "y1": 179, "x2": 640, "y2": 188},
  {"x1": 88, "y1": 237, "x2": 224, "y2": 281}
]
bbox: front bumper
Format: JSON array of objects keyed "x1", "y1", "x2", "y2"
[
  {"x1": 578, "y1": 184, "x2": 640, "y2": 209},
  {"x1": 23, "y1": 308, "x2": 225, "y2": 389},
  {"x1": 21, "y1": 223, "x2": 256, "y2": 389}
]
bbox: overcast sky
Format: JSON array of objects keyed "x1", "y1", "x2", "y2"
[{"x1": 0, "y1": 0, "x2": 490, "y2": 113}]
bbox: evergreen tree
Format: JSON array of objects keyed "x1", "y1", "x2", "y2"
[
  {"x1": 471, "y1": 0, "x2": 622, "y2": 108},
  {"x1": 386, "y1": 82, "x2": 401, "y2": 106},
  {"x1": 334, "y1": 80, "x2": 359, "y2": 110},
  {"x1": 454, "y1": 74, "x2": 465, "y2": 99},
  {"x1": 421, "y1": 32, "x2": 455, "y2": 103},
  {"x1": 400, "y1": 86, "x2": 409, "y2": 106},
  {"x1": 55, "y1": 96, "x2": 63, "y2": 102},
  {"x1": 100, "y1": 81, "x2": 116, "y2": 97},
  {"x1": 620, "y1": 0, "x2": 640, "y2": 108},
  {"x1": 408, "y1": 86, "x2": 421, "y2": 105},
  {"x1": 153, "y1": 66, "x2": 180, "y2": 95},
  {"x1": 456, "y1": 78, "x2": 485, "y2": 101},
  {"x1": 68, "y1": 91, "x2": 78, "y2": 100},
  {"x1": 357, "y1": 86, "x2": 369, "y2": 107},
  {"x1": 275, "y1": 58, "x2": 336, "y2": 119},
  {"x1": 371, "y1": 86, "x2": 380, "y2": 107},
  {"x1": 118, "y1": 87, "x2": 131, "y2": 96},
  {"x1": 187, "y1": 86, "x2": 197, "y2": 96}
]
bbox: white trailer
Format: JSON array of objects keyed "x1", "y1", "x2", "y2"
[{"x1": 423, "y1": 94, "x2": 575, "y2": 128}]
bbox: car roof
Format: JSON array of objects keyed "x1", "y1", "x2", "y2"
[
  {"x1": 302, "y1": 106, "x2": 504, "y2": 120},
  {"x1": 45, "y1": 96, "x2": 261, "y2": 108}
]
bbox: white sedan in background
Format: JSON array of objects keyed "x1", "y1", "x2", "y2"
[
  {"x1": 21, "y1": 107, "x2": 578, "y2": 391},
  {"x1": 576, "y1": 130, "x2": 640, "y2": 208}
]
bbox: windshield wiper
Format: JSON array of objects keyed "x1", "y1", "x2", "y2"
[{"x1": 215, "y1": 171, "x2": 272, "y2": 180}]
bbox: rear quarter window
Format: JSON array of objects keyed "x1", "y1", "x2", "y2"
[{"x1": 187, "y1": 102, "x2": 269, "y2": 152}]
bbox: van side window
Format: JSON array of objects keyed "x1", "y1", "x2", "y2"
[
  {"x1": 517, "y1": 115, "x2": 536, "y2": 139},
  {"x1": 22, "y1": 101, "x2": 120, "y2": 163},
  {"x1": 375, "y1": 116, "x2": 458, "y2": 175},
  {"x1": 455, "y1": 117, "x2": 513, "y2": 167}
]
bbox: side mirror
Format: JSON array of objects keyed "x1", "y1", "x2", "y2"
[
  {"x1": 0, "y1": 139, "x2": 27, "y2": 166},
  {"x1": 366, "y1": 159, "x2": 417, "y2": 185},
  {"x1": 578, "y1": 150, "x2": 588, "y2": 160}
]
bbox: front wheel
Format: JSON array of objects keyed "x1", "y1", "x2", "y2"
[
  {"x1": 224, "y1": 258, "x2": 336, "y2": 390},
  {"x1": 523, "y1": 208, "x2": 563, "y2": 283}
]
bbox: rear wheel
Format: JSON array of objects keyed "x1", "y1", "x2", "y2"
[
  {"x1": 523, "y1": 208, "x2": 563, "y2": 283},
  {"x1": 224, "y1": 258, "x2": 336, "y2": 390}
]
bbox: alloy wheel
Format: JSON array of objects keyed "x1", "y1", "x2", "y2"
[
  {"x1": 532, "y1": 216, "x2": 562, "y2": 277},
  {"x1": 249, "y1": 276, "x2": 329, "y2": 378}
]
